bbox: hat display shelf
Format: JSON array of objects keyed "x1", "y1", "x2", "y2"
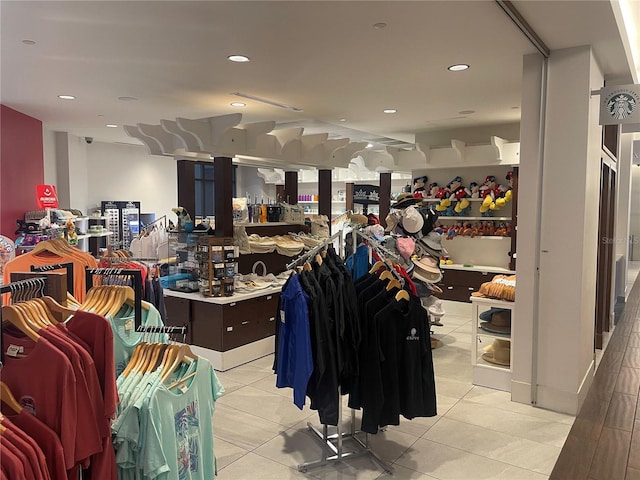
[{"x1": 470, "y1": 296, "x2": 515, "y2": 392}]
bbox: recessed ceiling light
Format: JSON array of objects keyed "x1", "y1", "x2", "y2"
[
  {"x1": 448, "y1": 64, "x2": 469, "y2": 72},
  {"x1": 230, "y1": 102, "x2": 246, "y2": 107},
  {"x1": 512, "y1": 106, "x2": 520, "y2": 109},
  {"x1": 459, "y1": 110, "x2": 475, "y2": 114},
  {"x1": 228, "y1": 55, "x2": 250, "y2": 63},
  {"x1": 339, "y1": 118, "x2": 347, "y2": 122},
  {"x1": 373, "y1": 22, "x2": 387, "y2": 29},
  {"x1": 106, "y1": 124, "x2": 118, "y2": 128},
  {"x1": 97, "y1": 114, "x2": 104, "y2": 117},
  {"x1": 383, "y1": 109, "x2": 397, "y2": 114},
  {"x1": 118, "y1": 96, "x2": 138, "y2": 101},
  {"x1": 22, "y1": 39, "x2": 36, "y2": 45},
  {"x1": 366, "y1": 143, "x2": 374, "y2": 149},
  {"x1": 58, "y1": 95, "x2": 75, "y2": 100}
]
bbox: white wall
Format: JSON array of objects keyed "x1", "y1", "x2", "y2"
[
  {"x1": 42, "y1": 127, "x2": 57, "y2": 185},
  {"x1": 236, "y1": 166, "x2": 277, "y2": 203},
  {"x1": 85, "y1": 142, "x2": 177, "y2": 219}
]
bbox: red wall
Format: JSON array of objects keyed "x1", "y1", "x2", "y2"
[{"x1": 0, "y1": 105, "x2": 44, "y2": 239}]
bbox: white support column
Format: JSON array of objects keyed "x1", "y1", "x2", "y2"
[
  {"x1": 617, "y1": 135, "x2": 634, "y2": 301},
  {"x1": 535, "y1": 46, "x2": 603, "y2": 414}
]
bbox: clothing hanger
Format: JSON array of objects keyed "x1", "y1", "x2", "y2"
[
  {"x1": 0, "y1": 381, "x2": 23, "y2": 414},
  {"x1": 160, "y1": 345, "x2": 196, "y2": 383},
  {"x1": 37, "y1": 296, "x2": 76, "y2": 319},
  {"x1": 1, "y1": 305, "x2": 41, "y2": 342},
  {"x1": 369, "y1": 261, "x2": 386, "y2": 274},
  {"x1": 395, "y1": 290, "x2": 410, "y2": 302},
  {"x1": 13, "y1": 302, "x2": 49, "y2": 329},
  {"x1": 315, "y1": 253, "x2": 323, "y2": 266},
  {"x1": 120, "y1": 342, "x2": 148, "y2": 378},
  {"x1": 379, "y1": 270, "x2": 394, "y2": 282},
  {"x1": 385, "y1": 278, "x2": 402, "y2": 291}
]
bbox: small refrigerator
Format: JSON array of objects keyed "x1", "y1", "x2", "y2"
[{"x1": 101, "y1": 201, "x2": 141, "y2": 251}]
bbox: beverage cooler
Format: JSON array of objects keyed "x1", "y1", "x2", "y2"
[{"x1": 101, "y1": 201, "x2": 141, "y2": 250}]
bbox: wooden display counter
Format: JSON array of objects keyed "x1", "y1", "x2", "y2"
[{"x1": 163, "y1": 286, "x2": 281, "y2": 371}]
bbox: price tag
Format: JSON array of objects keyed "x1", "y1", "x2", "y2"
[
  {"x1": 280, "y1": 310, "x2": 286, "y2": 323},
  {"x1": 6, "y1": 345, "x2": 24, "y2": 357},
  {"x1": 125, "y1": 319, "x2": 134, "y2": 331}
]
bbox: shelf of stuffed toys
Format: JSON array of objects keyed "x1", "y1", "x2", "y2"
[{"x1": 411, "y1": 166, "x2": 518, "y2": 272}]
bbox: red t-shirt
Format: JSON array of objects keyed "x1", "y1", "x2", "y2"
[
  {"x1": 3, "y1": 417, "x2": 51, "y2": 480},
  {"x1": 65, "y1": 310, "x2": 118, "y2": 420},
  {"x1": 38, "y1": 328, "x2": 103, "y2": 466},
  {"x1": 1, "y1": 335, "x2": 78, "y2": 470},
  {"x1": 1, "y1": 432, "x2": 36, "y2": 479},
  {"x1": 64, "y1": 312, "x2": 120, "y2": 480},
  {"x1": 0, "y1": 436, "x2": 27, "y2": 479},
  {"x1": 6, "y1": 409, "x2": 67, "y2": 480}
]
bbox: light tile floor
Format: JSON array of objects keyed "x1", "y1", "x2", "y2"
[{"x1": 213, "y1": 301, "x2": 574, "y2": 480}]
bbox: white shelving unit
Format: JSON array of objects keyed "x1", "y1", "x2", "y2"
[
  {"x1": 437, "y1": 216, "x2": 512, "y2": 221},
  {"x1": 470, "y1": 296, "x2": 515, "y2": 392}
]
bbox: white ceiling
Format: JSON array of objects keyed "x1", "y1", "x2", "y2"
[{"x1": 1, "y1": 1, "x2": 638, "y2": 149}]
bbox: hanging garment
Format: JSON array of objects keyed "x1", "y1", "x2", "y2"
[{"x1": 275, "y1": 273, "x2": 313, "y2": 409}]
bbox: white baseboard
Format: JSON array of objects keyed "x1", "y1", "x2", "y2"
[
  {"x1": 190, "y1": 336, "x2": 275, "y2": 371},
  {"x1": 534, "y1": 360, "x2": 595, "y2": 415}
]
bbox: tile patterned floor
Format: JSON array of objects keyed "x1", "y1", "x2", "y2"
[{"x1": 212, "y1": 301, "x2": 575, "y2": 480}]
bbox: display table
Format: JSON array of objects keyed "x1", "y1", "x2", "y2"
[{"x1": 164, "y1": 286, "x2": 282, "y2": 371}]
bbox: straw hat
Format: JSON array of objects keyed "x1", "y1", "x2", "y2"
[
  {"x1": 392, "y1": 192, "x2": 421, "y2": 210},
  {"x1": 412, "y1": 255, "x2": 442, "y2": 283},
  {"x1": 482, "y1": 339, "x2": 511, "y2": 366}
]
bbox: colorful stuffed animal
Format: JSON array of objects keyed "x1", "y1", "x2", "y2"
[{"x1": 413, "y1": 175, "x2": 428, "y2": 199}]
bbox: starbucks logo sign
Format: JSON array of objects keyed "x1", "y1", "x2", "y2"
[
  {"x1": 607, "y1": 93, "x2": 636, "y2": 120},
  {"x1": 600, "y1": 85, "x2": 640, "y2": 125}
]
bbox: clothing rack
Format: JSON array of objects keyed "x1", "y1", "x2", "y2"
[
  {"x1": 354, "y1": 230, "x2": 404, "y2": 284},
  {"x1": 292, "y1": 229, "x2": 392, "y2": 475},
  {"x1": 0, "y1": 277, "x2": 48, "y2": 365},
  {"x1": 30, "y1": 262, "x2": 74, "y2": 295},
  {"x1": 286, "y1": 230, "x2": 344, "y2": 271},
  {"x1": 86, "y1": 267, "x2": 143, "y2": 330},
  {"x1": 138, "y1": 215, "x2": 167, "y2": 236}
]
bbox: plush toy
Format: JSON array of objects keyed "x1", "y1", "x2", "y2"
[
  {"x1": 469, "y1": 182, "x2": 480, "y2": 199},
  {"x1": 171, "y1": 207, "x2": 193, "y2": 231},
  {"x1": 426, "y1": 183, "x2": 440, "y2": 199},
  {"x1": 66, "y1": 219, "x2": 78, "y2": 246},
  {"x1": 479, "y1": 176, "x2": 496, "y2": 199},
  {"x1": 413, "y1": 176, "x2": 428, "y2": 199}
]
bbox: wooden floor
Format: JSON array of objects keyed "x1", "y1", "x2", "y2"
[{"x1": 550, "y1": 277, "x2": 640, "y2": 480}]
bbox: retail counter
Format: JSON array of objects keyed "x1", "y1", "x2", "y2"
[{"x1": 164, "y1": 286, "x2": 282, "y2": 371}]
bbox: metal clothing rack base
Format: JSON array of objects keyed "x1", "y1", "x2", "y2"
[{"x1": 298, "y1": 389, "x2": 393, "y2": 474}]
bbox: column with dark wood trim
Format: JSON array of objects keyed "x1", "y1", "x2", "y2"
[
  {"x1": 284, "y1": 171, "x2": 298, "y2": 205},
  {"x1": 379, "y1": 173, "x2": 391, "y2": 228},
  {"x1": 318, "y1": 169, "x2": 332, "y2": 220},
  {"x1": 214, "y1": 156, "x2": 233, "y2": 237},
  {"x1": 345, "y1": 183, "x2": 354, "y2": 212},
  {"x1": 177, "y1": 160, "x2": 196, "y2": 219}
]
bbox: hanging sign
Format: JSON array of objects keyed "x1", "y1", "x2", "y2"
[
  {"x1": 36, "y1": 184, "x2": 59, "y2": 209},
  {"x1": 599, "y1": 84, "x2": 640, "y2": 125},
  {"x1": 353, "y1": 184, "x2": 380, "y2": 205}
]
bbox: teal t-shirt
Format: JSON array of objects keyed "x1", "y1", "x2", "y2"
[
  {"x1": 143, "y1": 357, "x2": 224, "y2": 480},
  {"x1": 108, "y1": 302, "x2": 168, "y2": 377}
]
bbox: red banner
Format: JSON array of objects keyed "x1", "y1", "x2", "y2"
[{"x1": 36, "y1": 184, "x2": 59, "y2": 209}]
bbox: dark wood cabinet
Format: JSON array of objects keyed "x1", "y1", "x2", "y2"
[
  {"x1": 165, "y1": 291, "x2": 280, "y2": 352},
  {"x1": 164, "y1": 296, "x2": 192, "y2": 343},
  {"x1": 437, "y1": 269, "x2": 495, "y2": 303}
]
